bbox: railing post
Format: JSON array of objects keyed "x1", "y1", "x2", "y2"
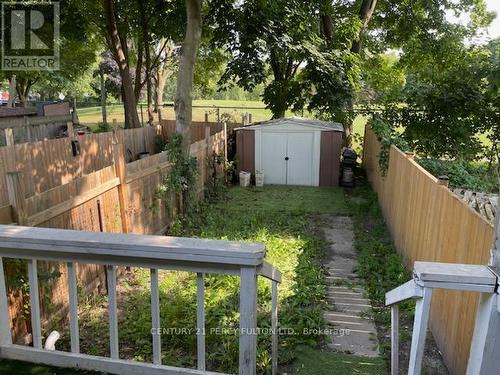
[
  {"x1": 239, "y1": 266, "x2": 257, "y2": 375},
  {"x1": 6, "y1": 172, "x2": 27, "y2": 225},
  {"x1": 150, "y1": 269, "x2": 161, "y2": 365},
  {"x1": 67, "y1": 262, "x2": 80, "y2": 353},
  {"x1": 408, "y1": 287, "x2": 433, "y2": 375},
  {"x1": 391, "y1": 305, "x2": 399, "y2": 375},
  {"x1": 0, "y1": 257, "x2": 12, "y2": 345},
  {"x1": 271, "y1": 280, "x2": 278, "y2": 375},
  {"x1": 112, "y1": 142, "x2": 130, "y2": 233},
  {"x1": 106, "y1": 265, "x2": 119, "y2": 359},
  {"x1": 28, "y1": 259, "x2": 42, "y2": 348},
  {"x1": 196, "y1": 273, "x2": 206, "y2": 370},
  {"x1": 4, "y1": 128, "x2": 14, "y2": 146}
]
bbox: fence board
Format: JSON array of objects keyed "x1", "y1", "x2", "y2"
[{"x1": 362, "y1": 126, "x2": 494, "y2": 375}]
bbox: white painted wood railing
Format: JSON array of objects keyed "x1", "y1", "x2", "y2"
[
  {"x1": 0, "y1": 225, "x2": 282, "y2": 375},
  {"x1": 385, "y1": 261, "x2": 497, "y2": 375}
]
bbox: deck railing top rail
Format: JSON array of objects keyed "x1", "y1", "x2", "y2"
[{"x1": 0, "y1": 225, "x2": 266, "y2": 266}]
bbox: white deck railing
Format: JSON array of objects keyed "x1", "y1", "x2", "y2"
[{"x1": 0, "y1": 225, "x2": 282, "y2": 375}]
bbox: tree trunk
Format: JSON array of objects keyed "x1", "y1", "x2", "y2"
[
  {"x1": 155, "y1": 72, "x2": 167, "y2": 122},
  {"x1": 155, "y1": 40, "x2": 176, "y2": 122},
  {"x1": 351, "y1": 0, "x2": 378, "y2": 54},
  {"x1": 138, "y1": 0, "x2": 154, "y2": 125},
  {"x1": 134, "y1": 38, "x2": 144, "y2": 103},
  {"x1": 16, "y1": 78, "x2": 32, "y2": 108},
  {"x1": 103, "y1": 0, "x2": 141, "y2": 128},
  {"x1": 342, "y1": 0, "x2": 378, "y2": 147},
  {"x1": 7, "y1": 75, "x2": 16, "y2": 108},
  {"x1": 175, "y1": 0, "x2": 203, "y2": 154},
  {"x1": 100, "y1": 72, "x2": 108, "y2": 125}
]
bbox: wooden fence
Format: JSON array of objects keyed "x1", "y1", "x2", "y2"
[
  {"x1": 0, "y1": 114, "x2": 74, "y2": 146},
  {"x1": 160, "y1": 119, "x2": 241, "y2": 143},
  {"x1": 0, "y1": 123, "x2": 227, "y2": 342},
  {"x1": 363, "y1": 126, "x2": 495, "y2": 375}
]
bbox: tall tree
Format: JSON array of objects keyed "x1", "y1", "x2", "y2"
[
  {"x1": 154, "y1": 39, "x2": 178, "y2": 120},
  {"x1": 103, "y1": 0, "x2": 141, "y2": 128},
  {"x1": 175, "y1": 0, "x2": 203, "y2": 153}
]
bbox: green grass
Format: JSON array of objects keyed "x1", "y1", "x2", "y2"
[
  {"x1": 0, "y1": 359, "x2": 100, "y2": 374},
  {"x1": 221, "y1": 186, "x2": 350, "y2": 215},
  {"x1": 294, "y1": 346, "x2": 387, "y2": 375},
  {"x1": 77, "y1": 100, "x2": 293, "y2": 128},
  {"x1": 76, "y1": 100, "x2": 367, "y2": 143}
]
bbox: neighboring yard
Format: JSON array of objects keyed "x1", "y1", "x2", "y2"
[{"x1": 77, "y1": 100, "x2": 368, "y2": 155}]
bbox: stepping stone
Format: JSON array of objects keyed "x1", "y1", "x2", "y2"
[{"x1": 321, "y1": 216, "x2": 380, "y2": 358}]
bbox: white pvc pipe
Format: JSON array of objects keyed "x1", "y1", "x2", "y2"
[{"x1": 44, "y1": 330, "x2": 60, "y2": 351}]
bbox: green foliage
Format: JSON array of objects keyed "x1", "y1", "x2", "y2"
[
  {"x1": 367, "y1": 33, "x2": 500, "y2": 160},
  {"x1": 92, "y1": 122, "x2": 111, "y2": 134},
  {"x1": 294, "y1": 346, "x2": 386, "y2": 374},
  {"x1": 370, "y1": 115, "x2": 409, "y2": 175},
  {"x1": 157, "y1": 134, "x2": 198, "y2": 216},
  {"x1": 204, "y1": 153, "x2": 229, "y2": 203},
  {"x1": 348, "y1": 183, "x2": 414, "y2": 362},
  {"x1": 3, "y1": 259, "x2": 62, "y2": 322},
  {"x1": 360, "y1": 53, "x2": 405, "y2": 106},
  {"x1": 418, "y1": 158, "x2": 499, "y2": 193},
  {"x1": 0, "y1": 358, "x2": 100, "y2": 375}
]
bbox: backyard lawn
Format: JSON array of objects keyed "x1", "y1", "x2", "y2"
[{"x1": 0, "y1": 185, "x2": 387, "y2": 374}]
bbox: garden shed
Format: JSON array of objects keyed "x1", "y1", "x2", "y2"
[{"x1": 235, "y1": 117, "x2": 344, "y2": 186}]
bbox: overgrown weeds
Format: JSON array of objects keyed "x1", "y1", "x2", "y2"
[
  {"x1": 53, "y1": 186, "x2": 347, "y2": 374},
  {"x1": 348, "y1": 179, "x2": 448, "y2": 374}
]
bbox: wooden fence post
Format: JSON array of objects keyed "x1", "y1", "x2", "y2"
[
  {"x1": 6, "y1": 172, "x2": 27, "y2": 225},
  {"x1": 112, "y1": 142, "x2": 130, "y2": 233},
  {"x1": 199, "y1": 127, "x2": 211, "y2": 196},
  {"x1": 491, "y1": 211, "x2": 500, "y2": 267},
  {"x1": 72, "y1": 98, "x2": 79, "y2": 124},
  {"x1": 248, "y1": 113, "x2": 252, "y2": 124},
  {"x1": 204, "y1": 112, "x2": 209, "y2": 125},
  {"x1": 24, "y1": 117, "x2": 33, "y2": 143},
  {"x1": 66, "y1": 122, "x2": 74, "y2": 138},
  {"x1": 223, "y1": 122, "x2": 228, "y2": 161},
  {"x1": 4, "y1": 128, "x2": 14, "y2": 146},
  {"x1": 437, "y1": 176, "x2": 449, "y2": 188}
]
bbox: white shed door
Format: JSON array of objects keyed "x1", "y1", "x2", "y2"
[
  {"x1": 261, "y1": 132, "x2": 287, "y2": 184},
  {"x1": 287, "y1": 132, "x2": 314, "y2": 186},
  {"x1": 260, "y1": 131, "x2": 316, "y2": 186}
]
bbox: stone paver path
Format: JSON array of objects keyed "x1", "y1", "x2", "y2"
[{"x1": 321, "y1": 216, "x2": 379, "y2": 357}]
